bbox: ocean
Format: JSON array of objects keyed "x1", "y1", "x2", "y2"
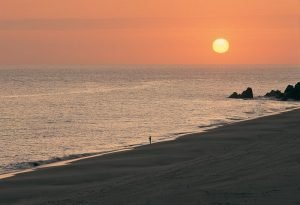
[{"x1": 0, "y1": 65, "x2": 299, "y2": 174}]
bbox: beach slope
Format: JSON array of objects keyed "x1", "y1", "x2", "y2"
[{"x1": 0, "y1": 109, "x2": 300, "y2": 205}]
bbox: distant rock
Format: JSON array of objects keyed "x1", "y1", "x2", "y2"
[
  {"x1": 229, "y1": 87, "x2": 254, "y2": 99},
  {"x1": 264, "y1": 82, "x2": 300, "y2": 101},
  {"x1": 229, "y1": 92, "x2": 239, "y2": 98},
  {"x1": 265, "y1": 90, "x2": 284, "y2": 99},
  {"x1": 241, "y1": 88, "x2": 254, "y2": 99},
  {"x1": 295, "y1": 83, "x2": 300, "y2": 100},
  {"x1": 284, "y1": 85, "x2": 295, "y2": 100}
]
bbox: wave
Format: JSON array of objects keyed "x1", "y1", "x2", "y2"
[
  {"x1": 198, "y1": 122, "x2": 228, "y2": 129},
  {"x1": 1, "y1": 153, "x2": 99, "y2": 174}
]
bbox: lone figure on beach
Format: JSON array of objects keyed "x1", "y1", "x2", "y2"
[{"x1": 149, "y1": 136, "x2": 152, "y2": 144}]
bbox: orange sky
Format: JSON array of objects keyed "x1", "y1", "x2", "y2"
[{"x1": 0, "y1": 0, "x2": 299, "y2": 65}]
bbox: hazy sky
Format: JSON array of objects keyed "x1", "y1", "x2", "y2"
[{"x1": 0, "y1": 0, "x2": 299, "y2": 65}]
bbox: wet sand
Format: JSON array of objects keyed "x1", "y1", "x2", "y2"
[{"x1": 0, "y1": 109, "x2": 300, "y2": 205}]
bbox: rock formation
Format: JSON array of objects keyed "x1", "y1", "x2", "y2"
[
  {"x1": 264, "y1": 82, "x2": 300, "y2": 101},
  {"x1": 229, "y1": 87, "x2": 254, "y2": 99}
]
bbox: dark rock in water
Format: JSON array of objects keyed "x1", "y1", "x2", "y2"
[
  {"x1": 230, "y1": 82, "x2": 300, "y2": 101},
  {"x1": 229, "y1": 87, "x2": 253, "y2": 99},
  {"x1": 265, "y1": 90, "x2": 284, "y2": 99},
  {"x1": 241, "y1": 87, "x2": 254, "y2": 99},
  {"x1": 284, "y1": 85, "x2": 295, "y2": 100},
  {"x1": 264, "y1": 82, "x2": 300, "y2": 101},
  {"x1": 295, "y1": 83, "x2": 300, "y2": 100},
  {"x1": 229, "y1": 92, "x2": 239, "y2": 98},
  {"x1": 284, "y1": 85, "x2": 294, "y2": 93}
]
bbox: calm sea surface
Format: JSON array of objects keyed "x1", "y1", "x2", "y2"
[{"x1": 0, "y1": 65, "x2": 299, "y2": 174}]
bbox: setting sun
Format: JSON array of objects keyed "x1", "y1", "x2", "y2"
[{"x1": 213, "y1": 38, "x2": 230, "y2": 54}]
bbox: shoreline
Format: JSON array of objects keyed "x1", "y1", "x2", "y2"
[
  {"x1": 0, "y1": 105, "x2": 299, "y2": 180},
  {"x1": 0, "y1": 108, "x2": 300, "y2": 204}
]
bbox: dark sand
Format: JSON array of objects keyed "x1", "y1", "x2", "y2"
[{"x1": 0, "y1": 109, "x2": 300, "y2": 205}]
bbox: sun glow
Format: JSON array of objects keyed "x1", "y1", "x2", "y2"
[{"x1": 212, "y1": 38, "x2": 230, "y2": 54}]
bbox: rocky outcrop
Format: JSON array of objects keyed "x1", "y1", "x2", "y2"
[
  {"x1": 265, "y1": 90, "x2": 284, "y2": 99},
  {"x1": 264, "y1": 82, "x2": 300, "y2": 101},
  {"x1": 229, "y1": 87, "x2": 254, "y2": 99}
]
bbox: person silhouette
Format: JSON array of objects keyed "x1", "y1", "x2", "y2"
[{"x1": 149, "y1": 136, "x2": 152, "y2": 144}]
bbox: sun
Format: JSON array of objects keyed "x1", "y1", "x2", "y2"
[{"x1": 212, "y1": 38, "x2": 230, "y2": 54}]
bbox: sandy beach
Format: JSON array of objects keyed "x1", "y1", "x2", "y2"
[{"x1": 0, "y1": 109, "x2": 300, "y2": 205}]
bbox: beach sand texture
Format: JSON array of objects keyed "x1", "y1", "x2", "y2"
[{"x1": 0, "y1": 109, "x2": 299, "y2": 205}]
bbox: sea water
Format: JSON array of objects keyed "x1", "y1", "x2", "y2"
[{"x1": 0, "y1": 65, "x2": 299, "y2": 174}]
